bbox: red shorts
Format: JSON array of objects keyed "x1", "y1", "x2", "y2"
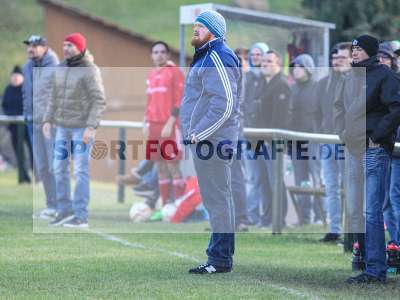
[{"x1": 146, "y1": 122, "x2": 182, "y2": 161}]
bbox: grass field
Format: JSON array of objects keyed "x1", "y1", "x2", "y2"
[{"x1": 1, "y1": 170, "x2": 399, "y2": 299}]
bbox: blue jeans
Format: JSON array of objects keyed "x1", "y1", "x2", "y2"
[
  {"x1": 27, "y1": 122, "x2": 57, "y2": 209},
  {"x1": 390, "y1": 158, "x2": 400, "y2": 244},
  {"x1": 54, "y1": 127, "x2": 92, "y2": 221},
  {"x1": 244, "y1": 148, "x2": 272, "y2": 225},
  {"x1": 321, "y1": 144, "x2": 344, "y2": 234},
  {"x1": 292, "y1": 143, "x2": 322, "y2": 223},
  {"x1": 383, "y1": 157, "x2": 400, "y2": 244},
  {"x1": 189, "y1": 143, "x2": 235, "y2": 268},
  {"x1": 364, "y1": 147, "x2": 390, "y2": 279}
]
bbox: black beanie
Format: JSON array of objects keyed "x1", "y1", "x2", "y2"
[
  {"x1": 352, "y1": 35, "x2": 379, "y2": 58},
  {"x1": 12, "y1": 65, "x2": 22, "y2": 75}
]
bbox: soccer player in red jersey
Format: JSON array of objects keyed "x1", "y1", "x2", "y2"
[{"x1": 144, "y1": 41, "x2": 185, "y2": 205}]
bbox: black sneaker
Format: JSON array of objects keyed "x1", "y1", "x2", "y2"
[
  {"x1": 49, "y1": 211, "x2": 74, "y2": 226},
  {"x1": 346, "y1": 273, "x2": 386, "y2": 284},
  {"x1": 188, "y1": 263, "x2": 231, "y2": 274},
  {"x1": 319, "y1": 233, "x2": 341, "y2": 243},
  {"x1": 63, "y1": 217, "x2": 88, "y2": 228}
]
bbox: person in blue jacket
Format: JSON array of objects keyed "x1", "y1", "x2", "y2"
[
  {"x1": 22, "y1": 35, "x2": 59, "y2": 219},
  {"x1": 180, "y1": 10, "x2": 241, "y2": 274}
]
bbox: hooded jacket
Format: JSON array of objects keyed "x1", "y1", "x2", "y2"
[
  {"x1": 288, "y1": 54, "x2": 319, "y2": 133},
  {"x1": 180, "y1": 38, "x2": 241, "y2": 144},
  {"x1": 334, "y1": 56, "x2": 400, "y2": 155},
  {"x1": 243, "y1": 43, "x2": 269, "y2": 127},
  {"x1": 22, "y1": 48, "x2": 59, "y2": 123},
  {"x1": 247, "y1": 42, "x2": 269, "y2": 69}
]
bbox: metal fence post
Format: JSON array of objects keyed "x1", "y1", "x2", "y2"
[
  {"x1": 343, "y1": 150, "x2": 353, "y2": 252},
  {"x1": 16, "y1": 124, "x2": 25, "y2": 183},
  {"x1": 117, "y1": 127, "x2": 126, "y2": 203},
  {"x1": 272, "y1": 138, "x2": 284, "y2": 234}
]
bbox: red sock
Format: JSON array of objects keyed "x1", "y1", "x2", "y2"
[
  {"x1": 172, "y1": 177, "x2": 186, "y2": 200},
  {"x1": 159, "y1": 179, "x2": 171, "y2": 205}
]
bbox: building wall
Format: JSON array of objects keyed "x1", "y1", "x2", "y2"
[{"x1": 43, "y1": 4, "x2": 181, "y2": 67}]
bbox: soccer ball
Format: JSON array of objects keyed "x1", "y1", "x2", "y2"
[
  {"x1": 161, "y1": 203, "x2": 177, "y2": 222},
  {"x1": 129, "y1": 202, "x2": 152, "y2": 223}
]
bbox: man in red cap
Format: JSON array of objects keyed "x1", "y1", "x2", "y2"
[{"x1": 43, "y1": 32, "x2": 106, "y2": 228}]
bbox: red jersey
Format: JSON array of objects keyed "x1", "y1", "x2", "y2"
[{"x1": 145, "y1": 63, "x2": 184, "y2": 124}]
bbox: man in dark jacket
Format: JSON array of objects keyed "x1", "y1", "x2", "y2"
[
  {"x1": 2, "y1": 66, "x2": 32, "y2": 183},
  {"x1": 260, "y1": 50, "x2": 291, "y2": 130},
  {"x1": 22, "y1": 35, "x2": 59, "y2": 219},
  {"x1": 383, "y1": 128, "x2": 400, "y2": 247},
  {"x1": 43, "y1": 33, "x2": 106, "y2": 228},
  {"x1": 380, "y1": 42, "x2": 400, "y2": 247},
  {"x1": 385, "y1": 130, "x2": 400, "y2": 245},
  {"x1": 335, "y1": 35, "x2": 400, "y2": 284},
  {"x1": 258, "y1": 50, "x2": 291, "y2": 226},
  {"x1": 316, "y1": 42, "x2": 352, "y2": 242},
  {"x1": 289, "y1": 54, "x2": 322, "y2": 225},
  {"x1": 180, "y1": 10, "x2": 241, "y2": 274}
]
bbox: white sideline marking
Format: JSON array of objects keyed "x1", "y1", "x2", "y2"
[
  {"x1": 86, "y1": 228, "x2": 200, "y2": 263},
  {"x1": 85, "y1": 228, "x2": 323, "y2": 300}
]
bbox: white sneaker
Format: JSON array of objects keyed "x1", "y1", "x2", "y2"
[{"x1": 37, "y1": 208, "x2": 57, "y2": 220}]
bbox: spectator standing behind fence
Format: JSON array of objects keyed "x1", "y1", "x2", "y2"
[
  {"x1": 394, "y1": 43, "x2": 400, "y2": 71},
  {"x1": 22, "y1": 35, "x2": 59, "y2": 219},
  {"x1": 288, "y1": 54, "x2": 322, "y2": 225},
  {"x1": 378, "y1": 42, "x2": 398, "y2": 73},
  {"x1": 259, "y1": 50, "x2": 292, "y2": 227},
  {"x1": 334, "y1": 34, "x2": 400, "y2": 284},
  {"x1": 378, "y1": 42, "x2": 400, "y2": 246},
  {"x1": 2, "y1": 66, "x2": 32, "y2": 183},
  {"x1": 386, "y1": 127, "x2": 400, "y2": 246},
  {"x1": 42, "y1": 33, "x2": 106, "y2": 228},
  {"x1": 230, "y1": 48, "x2": 249, "y2": 232},
  {"x1": 144, "y1": 41, "x2": 185, "y2": 208},
  {"x1": 243, "y1": 42, "x2": 272, "y2": 226},
  {"x1": 315, "y1": 42, "x2": 352, "y2": 242}
]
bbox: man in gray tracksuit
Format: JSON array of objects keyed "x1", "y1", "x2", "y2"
[{"x1": 180, "y1": 11, "x2": 241, "y2": 274}]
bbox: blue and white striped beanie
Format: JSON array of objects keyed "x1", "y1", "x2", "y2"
[{"x1": 195, "y1": 10, "x2": 226, "y2": 38}]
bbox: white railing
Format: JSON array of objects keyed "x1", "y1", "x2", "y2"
[{"x1": 1, "y1": 115, "x2": 399, "y2": 233}]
